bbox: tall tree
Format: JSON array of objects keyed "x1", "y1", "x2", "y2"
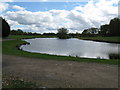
[
  {"x1": 109, "y1": 18, "x2": 120, "y2": 36},
  {"x1": 1, "y1": 17, "x2": 10, "y2": 37},
  {"x1": 100, "y1": 24, "x2": 109, "y2": 36}
]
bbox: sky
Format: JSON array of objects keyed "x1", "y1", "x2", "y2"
[{"x1": 0, "y1": 0, "x2": 119, "y2": 34}]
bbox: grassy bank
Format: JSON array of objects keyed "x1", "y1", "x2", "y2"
[
  {"x1": 7, "y1": 35, "x2": 55, "y2": 39},
  {"x1": 79, "y1": 36, "x2": 120, "y2": 43},
  {"x1": 2, "y1": 35, "x2": 119, "y2": 65}
]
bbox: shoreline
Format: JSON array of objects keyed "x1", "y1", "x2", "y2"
[
  {"x1": 7, "y1": 35, "x2": 120, "y2": 44},
  {"x1": 19, "y1": 36, "x2": 120, "y2": 44},
  {"x1": 79, "y1": 38, "x2": 120, "y2": 44},
  {"x1": 19, "y1": 38, "x2": 118, "y2": 60},
  {"x1": 20, "y1": 37, "x2": 120, "y2": 44},
  {"x1": 2, "y1": 35, "x2": 119, "y2": 65}
]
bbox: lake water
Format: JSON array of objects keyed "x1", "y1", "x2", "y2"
[{"x1": 20, "y1": 38, "x2": 119, "y2": 59}]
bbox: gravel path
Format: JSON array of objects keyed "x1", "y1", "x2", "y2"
[{"x1": 2, "y1": 54, "x2": 118, "y2": 88}]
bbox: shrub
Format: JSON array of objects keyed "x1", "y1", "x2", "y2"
[{"x1": 109, "y1": 53, "x2": 120, "y2": 59}]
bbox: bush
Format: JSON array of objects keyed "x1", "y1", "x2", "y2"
[{"x1": 109, "y1": 53, "x2": 120, "y2": 59}]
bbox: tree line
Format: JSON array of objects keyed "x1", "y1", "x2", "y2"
[
  {"x1": 10, "y1": 29, "x2": 41, "y2": 35},
  {"x1": 2, "y1": 16, "x2": 120, "y2": 38},
  {"x1": 82, "y1": 18, "x2": 120, "y2": 37},
  {"x1": 57, "y1": 17, "x2": 120, "y2": 38}
]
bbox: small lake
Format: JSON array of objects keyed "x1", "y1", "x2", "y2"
[{"x1": 20, "y1": 38, "x2": 119, "y2": 59}]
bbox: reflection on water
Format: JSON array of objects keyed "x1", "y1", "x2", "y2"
[{"x1": 20, "y1": 38, "x2": 119, "y2": 59}]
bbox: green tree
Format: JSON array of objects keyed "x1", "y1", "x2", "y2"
[
  {"x1": 17, "y1": 29, "x2": 24, "y2": 35},
  {"x1": 99, "y1": 24, "x2": 109, "y2": 36},
  {"x1": 57, "y1": 28, "x2": 69, "y2": 39},
  {"x1": 10, "y1": 30, "x2": 17, "y2": 35},
  {"x1": 1, "y1": 17, "x2": 10, "y2": 37},
  {"x1": 90, "y1": 28, "x2": 99, "y2": 35},
  {"x1": 82, "y1": 29, "x2": 90, "y2": 36},
  {"x1": 10, "y1": 29, "x2": 24, "y2": 35},
  {"x1": 82, "y1": 28, "x2": 99, "y2": 36},
  {"x1": 109, "y1": 18, "x2": 120, "y2": 36}
]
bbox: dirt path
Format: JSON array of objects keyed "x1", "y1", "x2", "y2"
[
  {"x1": 2, "y1": 38, "x2": 15, "y2": 41},
  {"x1": 2, "y1": 54, "x2": 118, "y2": 88}
]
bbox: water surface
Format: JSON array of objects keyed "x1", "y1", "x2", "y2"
[{"x1": 20, "y1": 38, "x2": 119, "y2": 59}]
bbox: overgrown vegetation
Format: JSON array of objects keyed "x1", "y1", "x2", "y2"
[{"x1": 109, "y1": 53, "x2": 120, "y2": 59}]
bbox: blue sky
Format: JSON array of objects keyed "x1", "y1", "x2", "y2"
[
  {"x1": 7, "y1": 2, "x2": 87, "y2": 12},
  {"x1": 0, "y1": 0, "x2": 118, "y2": 34}
]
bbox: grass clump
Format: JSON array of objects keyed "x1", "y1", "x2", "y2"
[{"x1": 109, "y1": 53, "x2": 120, "y2": 59}]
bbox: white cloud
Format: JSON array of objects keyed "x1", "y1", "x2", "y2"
[
  {"x1": 7, "y1": 19, "x2": 20, "y2": 26},
  {"x1": 41, "y1": 0, "x2": 48, "y2": 1},
  {"x1": 0, "y1": 0, "x2": 14, "y2": 2},
  {"x1": 3, "y1": 0, "x2": 118, "y2": 33},
  {"x1": 12, "y1": 5, "x2": 25, "y2": 11},
  {"x1": 73, "y1": 0, "x2": 118, "y2": 28},
  {"x1": 0, "y1": 2, "x2": 9, "y2": 13}
]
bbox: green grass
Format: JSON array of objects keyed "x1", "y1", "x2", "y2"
[
  {"x1": 79, "y1": 36, "x2": 120, "y2": 43},
  {"x1": 7, "y1": 35, "x2": 55, "y2": 39},
  {"x1": 2, "y1": 35, "x2": 119, "y2": 65},
  {"x1": 7, "y1": 35, "x2": 120, "y2": 43}
]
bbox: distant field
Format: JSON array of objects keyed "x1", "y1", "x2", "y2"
[
  {"x1": 2, "y1": 35, "x2": 119, "y2": 65},
  {"x1": 7, "y1": 35, "x2": 55, "y2": 39},
  {"x1": 79, "y1": 36, "x2": 120, "y2": 43},
  {"x1": 7, "y1": 35, "x2": 120, "y2": 43}
]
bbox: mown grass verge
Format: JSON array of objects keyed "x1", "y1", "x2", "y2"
[{"x1": 2, "y1": 37, "x2": 119, "y2": 65}]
